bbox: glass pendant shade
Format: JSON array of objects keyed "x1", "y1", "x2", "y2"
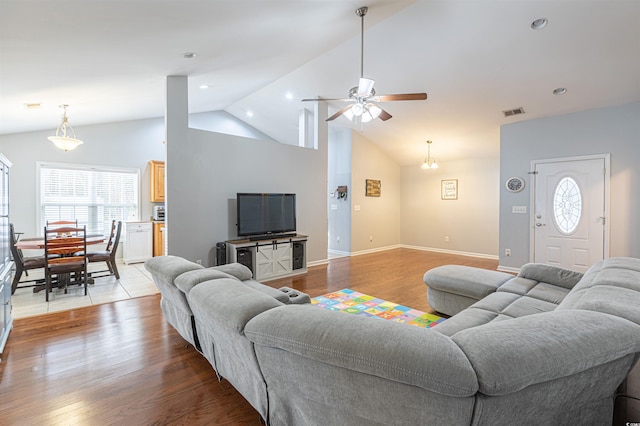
[{"x1": 48, "y1": 105, "x2": 84, "y2": 152}]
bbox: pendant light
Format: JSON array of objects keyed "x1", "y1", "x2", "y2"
[
  {"x1": 48, "y1": 104, "x2": 84, "y2": 151},
  {"x1": 421, "y1": 140, "x2": 439, "y2": 169}
]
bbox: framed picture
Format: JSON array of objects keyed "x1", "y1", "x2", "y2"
[
  {"x1": 441, "y1": 179, "x2": 458, "y2": 200},
  {"x1": 365, "y1": 179, "x2": 381, "y2": 197}
]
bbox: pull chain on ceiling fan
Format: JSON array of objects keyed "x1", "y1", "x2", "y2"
[{"x1": 302, "y1": 6, "x2": 427, "y2": 123}]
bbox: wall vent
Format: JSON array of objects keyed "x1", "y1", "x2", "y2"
[{"x1": 503, "y1": 107, "x2": 525, "y2": 117}]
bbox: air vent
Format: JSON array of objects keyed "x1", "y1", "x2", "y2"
[{"x1": 503, "y1": 107, "x2": 525, "y2": 117}]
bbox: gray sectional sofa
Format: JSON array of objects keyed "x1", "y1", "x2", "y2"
[{"x1": 145, "y1": 256, "x2": 640, "y2": 425}]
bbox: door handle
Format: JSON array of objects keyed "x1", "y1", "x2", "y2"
[{"x1": 536, "y1": 223, "x2": 546, "y2": 227}]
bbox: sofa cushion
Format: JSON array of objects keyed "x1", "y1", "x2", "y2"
[
  {"x1": 558, "y1": 257, "x2": 640, "y2": 325},
  {"x1": 517, "y1": 263, "x2": 583, "y2": 290},
  {"x1": 434, "y1": 292, "x2": 559, "y2": 336},
  {"x1": 210, "y1": 262, "x2": 253, "y2": 281},
  {"x1": 424, "y1": 265, "x2": 513, "y2": 300},
  {"x1": 498, "y1": 277, "x2": 571, "y2": 305},
  {"x1": 452, "y1": 310, "x2": 640, "y2": 395},
  {"x1": 246, "y1": 304, "x2": 479, "y2": 397}
]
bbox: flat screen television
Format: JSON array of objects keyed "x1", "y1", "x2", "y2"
[{"x1": 236, "y1": 193, "x2": 296, "y2": 238}]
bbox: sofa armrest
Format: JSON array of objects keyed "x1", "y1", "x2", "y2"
[
  {"x1": 452, "y1": 310, "x2": 640, "y2": 395},
  {"x1": 245, "y1": 305, "x2": 478, "y2": 397},
  {"x1": 517, "y1": 263, "x2": 583, "y2": 290}
]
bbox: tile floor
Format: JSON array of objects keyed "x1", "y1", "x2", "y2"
[{"x1": 11, "y1": 261, "x2": 158, "y2": 319}]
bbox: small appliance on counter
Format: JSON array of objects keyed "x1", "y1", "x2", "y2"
[{"x1": 152, "y1": 205, "x2": 165, "y2": 221}]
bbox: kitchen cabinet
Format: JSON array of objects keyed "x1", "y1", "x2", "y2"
[
  {"x1": 149, "y1": 160, "x2": 165, "y2": 202},
  {"x1": 153, "y1": 222, "x2": 166, "y2": 256}
]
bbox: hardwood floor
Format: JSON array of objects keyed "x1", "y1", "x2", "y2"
[{"x1": 0, "y1": 249, "x2": 636, "y2": 424}]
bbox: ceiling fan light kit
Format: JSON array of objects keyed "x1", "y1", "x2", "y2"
[
  {"x1": 48, "y1": 104, "x2": 84, "y2": 152},
  {"x1": 302, "y1": 6, "x2": 427, "y2": 123}
]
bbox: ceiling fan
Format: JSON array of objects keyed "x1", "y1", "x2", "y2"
[{"x1": 302, "y1": 6, "x2": 427, "y2": 123}]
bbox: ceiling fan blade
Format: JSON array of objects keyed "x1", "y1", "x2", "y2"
[
  {"x1": 357, "y1": 78, "x2": 375, "y2": 97},
  {"x1": 301, "y1": 97, "x2": 352, "y2": 102},
  {"x1": 326, "y1": 104, "x2": 354, "y2": 122},
  {"x1": 372, "y1": 93, "x2": 428, "y2": 102},
  {"x1": 377, "y1": 107, "x2": 392, "y2": 121}
]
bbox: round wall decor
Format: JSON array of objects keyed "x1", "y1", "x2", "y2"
[{"x1": 505, "y1": 176, "x2": 525, "y2": 192}]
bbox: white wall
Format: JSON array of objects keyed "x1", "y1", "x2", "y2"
[
  {"x1": 401, "y1": 156, "x2": 500, "y2": 257},
  {"x1": 350, "y1": 132, "x2": 402, "y2": 253},
  {"x1": 499, "y1": 102, "x2": 640, "y2": 269},
  {"x1": 0, "y1": 118, "x2": 166, "y2": 239}
]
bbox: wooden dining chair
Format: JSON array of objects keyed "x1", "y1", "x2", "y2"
[
  {"x1": 43, "y1": 225, "x2": 88, "y2": 302},
  {"x1": 9, "y1": 223, "x2": 46, "y2": 294},
  {"x1": 87, "y1": 220, "x2": 122, "y2": 279}
]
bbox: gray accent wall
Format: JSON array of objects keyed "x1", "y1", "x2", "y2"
[
  {"x1": 328, "y1": 128, "x2": 352, "y2": 254},
  {"x1": 165, "y1": 76, "x2": 328, "y2": 267},
  {"x1": 499, "y1": 102, "x2": 640, "y2": 270}
]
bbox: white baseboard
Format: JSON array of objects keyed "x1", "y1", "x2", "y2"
[
  {"x1": 400, "y1": 244, "x2": 498, "y2": 260},
  {"x1": 497, "y1": 265, "x2": 521, "y2": 274}
]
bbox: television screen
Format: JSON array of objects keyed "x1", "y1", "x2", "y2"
[{"x1": 237, "y1": 193, "x2": 296, "y2": 237}]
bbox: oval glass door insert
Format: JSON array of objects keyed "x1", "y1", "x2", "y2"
[{"x1": 553, "y1": 176, "x2": 582, "y2": 234}]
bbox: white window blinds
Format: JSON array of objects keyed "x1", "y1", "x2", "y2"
[{"x1": 39, "y1": 163, "x2": 139, "y2": 234}]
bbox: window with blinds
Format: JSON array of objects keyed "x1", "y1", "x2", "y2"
[{"x1": 38, "y1": 163, "x2": 139, "y2": 234}]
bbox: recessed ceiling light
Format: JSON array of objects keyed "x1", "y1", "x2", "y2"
[
  {"x1": 531, "y1": 18, "x2": 548, "y2": 30},
  {"x1": 23, "y1": 103, "x2": 42, "y2": 110},
  {"x1": 182, "y1": 52, "x2": 197, "y2": 59},
  {"x1": 285, "y1": 92, "x2": 293, "y2": 100},
  {"x1": 246, "y1": 111, "x2": 254, "y2": 118},
  {"x1": 553, "y1": 87, "x2": 567, "y2": 95},
  {"x1": 199, "y1": 84, "x2": 209, "y2": 89}
]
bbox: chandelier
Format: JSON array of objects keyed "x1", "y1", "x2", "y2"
[{"x1": 421, "y1": 140, "x2": 439, "y2": 169}]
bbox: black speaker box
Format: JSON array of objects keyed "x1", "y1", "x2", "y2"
[
  {"x1": 215, "y1": 242, "x2": 227, "y2": 266},
  {"x1": 236, "y1": 248, "x2": 253, "y2": 273}
]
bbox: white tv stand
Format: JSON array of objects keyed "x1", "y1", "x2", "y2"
[{"x1": 226, "y1": 235, "x2": 307, "y2": 281}]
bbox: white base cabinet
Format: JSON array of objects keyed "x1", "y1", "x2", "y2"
[
  {"x1": 123, "y1": 222, "x2": 153, "y2": 264},
  {"x1": 226, "y1": 235, "x2": 307, "y2": 281}
]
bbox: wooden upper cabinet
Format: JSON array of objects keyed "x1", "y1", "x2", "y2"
[{"x1": 149, "y1": 160, "x2": 165, "y2": 202}]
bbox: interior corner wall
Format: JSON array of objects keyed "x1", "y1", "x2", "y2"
[
  {"x1": 400, "y1": 157, "x2": 500, "y2": 257},
  {"x1": 499, "y1": 102, "x2": 640, "y2": 269},
  {"x1": 328, "y1": 128, "x2": 352, "y2": 253},
  {"x1": 166, "y1": 127, "x2": 328, "y2": 267},
  {"x1": 0, "y1": 118, "x2": 166, "y2": 238},
  {"x1": 350, "y1": 131, "x2": 401, "y2": 253}
]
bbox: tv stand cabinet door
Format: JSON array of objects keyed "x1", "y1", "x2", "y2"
[{"x1": 256, "y1": 242, "x2": 292, "y2": 281}]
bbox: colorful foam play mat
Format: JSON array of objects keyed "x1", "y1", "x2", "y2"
[{"x1": 311, "y1": 288, "x2": 445, "y2": 329}]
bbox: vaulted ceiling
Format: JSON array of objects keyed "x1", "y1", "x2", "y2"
[{"x1": 1, "y1": 0, "x2": 639, "y2": 166}]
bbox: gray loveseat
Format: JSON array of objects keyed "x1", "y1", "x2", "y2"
[{"x1": 146, "y1": 256, "x2": 640, "y2": 425}]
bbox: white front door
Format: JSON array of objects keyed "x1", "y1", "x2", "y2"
[{"x1": 532, "y1": 155, "x2": 609, "y2": 272}]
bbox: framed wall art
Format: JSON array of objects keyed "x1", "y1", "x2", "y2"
[
  {"x1": 365, "y1": 179, "x2": 381, "y2": 197},
  {"x1": 441, "y1": 179, "x2": 458, "y2": 200}
]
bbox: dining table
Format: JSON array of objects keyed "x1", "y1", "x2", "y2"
[{"x1": 15, "y1": 233, "x2": 106, "y2": 292}]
